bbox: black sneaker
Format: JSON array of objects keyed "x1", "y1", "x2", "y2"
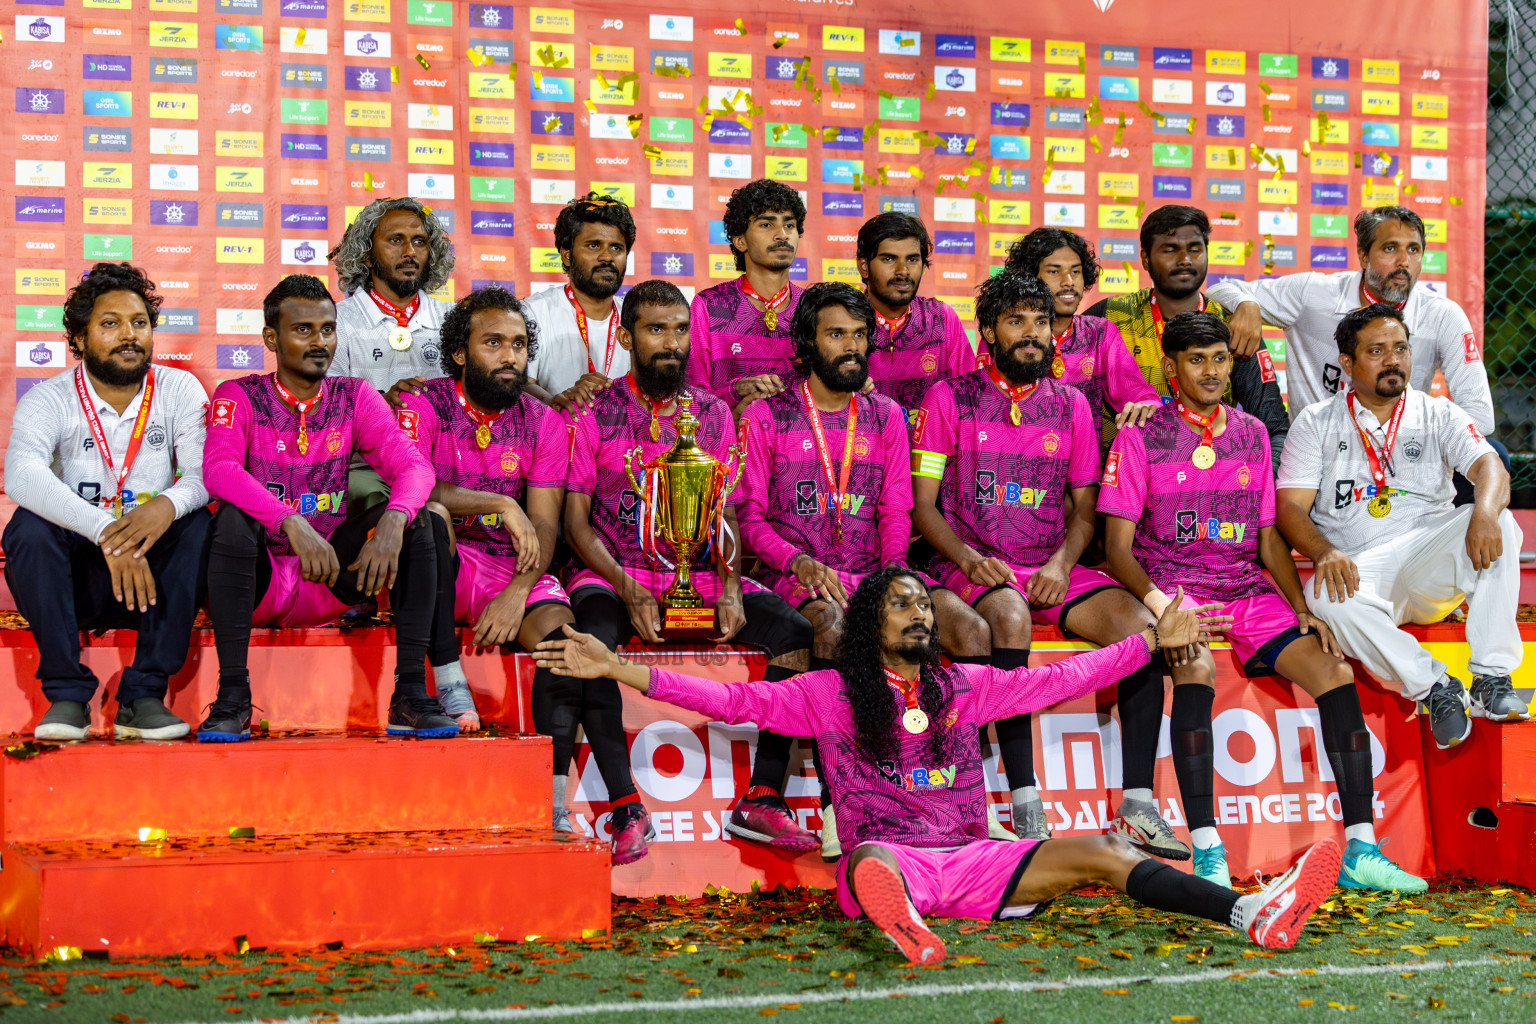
[
  {"x1": 113, "y1": 697, "x2": 190, "y2": 740},
  {"x1": 198, "y1": 695, "x2": 254, "y2": 743},
  {"x1": 387, "y1": 692, "x2": 460, "y2": 738},
  {"x1": 35, "y1": 700, "x2": 89, "y2": 741},
  {"x1": 1423, "y1": 676, "x2": 1472, "y2": 750}
]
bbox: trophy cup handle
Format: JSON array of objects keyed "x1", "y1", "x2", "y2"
[
  {"x1": 716, "y1": 443, "x2": 745, "y2": 504},
  {"x1": 623, "y1": 445, "x2": 645, "y2": 494}
]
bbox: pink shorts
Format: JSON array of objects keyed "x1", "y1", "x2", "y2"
[
  {"x1": 935, "y1": 562, "x2": 1121, "y2": 635},
  {"x1": 454, "y1": 544, "x2": 570, "y2": 623},
  {"x1": 566, "y1": 565, "x2": 767, "y2": 601},
  {"x1": 253, "y1": 553, "x2": 355, "y2": 629},
  {"x1": 1196, "y1": 588, "x2": 1304, "y2": 676},
  {"x1": 835, "y1": 839, "x2": 1045, "y2": 921},
  {"x1": 769, "y1": 567, "x2": 936, "y2": 609}
]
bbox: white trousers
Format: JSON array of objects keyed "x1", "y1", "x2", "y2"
[{"x1": 1305, "y1": 505, "x2": 1524, "y2": 701}]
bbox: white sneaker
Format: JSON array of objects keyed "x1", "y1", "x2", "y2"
[
  {"x1": 820, "y1": 802, "x2": 841, "y2": 861},
  {"x1": 986, "y1": 802, "x2": 1018, "y2": 841},
  {"x1": 1232, "y1": 838, "x2": 1342, "y2": 949}
]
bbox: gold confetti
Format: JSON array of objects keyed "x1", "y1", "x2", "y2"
[
  {"x1": 583, "y1": 98, "x2": 597, "y2": 112},
  {"x1": 295, "y1": 27, "x2": 307, "y2": 45},
  {"x1": 228, "y1": 826, "x2": 256, "y2": 838},
  {"x1": 531, "y1": 68, "x2": 543, "y2": 88},
  {"x1": 137, "y1": 827, "x2": 168, "y2": 842},
  {"x1": 1403, "y1": 183, "x2": 1419, "y2": 193},
  {"x1": 773, "y1": 35, "x2": 788, "y2": 48},
  {"x1": 428, "y1": 103, "x2": 439, "y2": 116},
  {"x1": 235, "y1": 935, "x2": 250, "y2": 954},
  {"x1": 925, "y1": 80, "x2": 936, "y2": 99},
  {"x1": 734, "y1": 17, "x2": 746, "y2": 35},
  {"x1": 1243, "y1": 240, "x2": 1254, "y2": 257},
  {"x1": 964, "y1": 137, "x2": 976, "y2": 154},
  {"x1": 676, "y1": 64, "x2": 692, "y2": 78},
  {"x1": 596, "y1": 72, "x2": 610, "y2": 90},
  {"x1": 44, "y1": 947, "x2": 83, "y2": 963},
  {"x1": 1263, "y1": 261, "x2": 1276, "y2": 275},
  {"x1": 878, "y1": 89, "x2": 893, "y2": 100},
  {"x1": 642, "y1": 144, "x2": 661, "y2": 158},
  {"x1": 1353, "y1": 151, "x2": 1362, "y2": 168},
  {"x1": 1227, "y1": 147, "x2": 1238, "y2": 166},
  {"x1": 908, "y1": 164, "x2": 924, "y2": 179},
  {"x1": 1076, "y1": 55, "x2": 1086, "y2": 73},
  {"x1": 363, "y1": 172, "x2": 374, "y2": 191},
  {"x1": 969, "y1": 188, "x2": 985, "y2": 202},
  {"x1": 1186, "y1": 115, "x2": 1197, "y2": 135},
  {"x1": 1259, "y1": 80, "x2": 1273, "y2": 95},
  {"x1": 1427, "y1": 996, "x2": 1445, "y2": 1009},
  {"x1": 696, "y1": 96, "x2": 709, "y2": 113},
  {"x1": 1171, "y1": 1017, "x2": 1200, "y2": 1022},
  {"x1": 1121, "y1": 261, "x2": 1136, "y2": 278},
  {"x1": 553, "y1": 56, "x2": 570, "y2": 69},
  {"x1": 934, "y1": 179, "x2": 946, "y2": 195},
  {"x1": 1449, "y1": 196, "x2": 1464, "y2": 205},
  {"x1": 1218, "y1": 210, "x2": 1238, "y2": 220},
  {"x1": 1135, "y1": 200, "x2": 1145, "y2": 217},
  {"x1": 1136, "y1": 100, "x2": 1154, "y2": 118},
  {"x1": 1262, "y1": 104, "x2": 1271, "y2": 121},
  {"x1": 1393, "y1": 170, "x2": 1404, "y2": 186},
  {"x1": 390, "y1": 65, "x2": 400, "y2": 83},
  {"x1": 822, "y1": 127, "x2": 839, "y2": 140},
  {"x1": 1302, "y1": 139, "x2": 1312, "y2": 155},
  {"x1": 415, "y1": 54, "x2": 430, "y2": 70},
  {"x1": 656, "y1": 64, "x2": 677, "y2": 78},
  {"x1": 508, "y1": 61, "x2": 517, "y2": 80},
  {"x1": 1090, "y1": 135, "x2": 1102, "y2": 152},
  {"x1": 537, "y1": 44, "x2": 555, "y2": 65}
]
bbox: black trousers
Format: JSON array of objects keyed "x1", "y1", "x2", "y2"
[
  {"x1": 3, "y1": 505, "x2": 211, "y2": 704},
  {"x1": 205, "y1": 502, "x2": 440, "y2": 689}
]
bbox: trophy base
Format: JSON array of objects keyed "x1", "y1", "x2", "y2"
[{"x1": 660, "y1": 605, "x2": 717, "y2": 641}]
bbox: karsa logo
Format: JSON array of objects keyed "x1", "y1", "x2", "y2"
[
  {"x1": 1175, "y1": 512, "x2": 1248, "y2": 543},
  {"x1": 973, "y1": 471, "x2": 1046, "y2": 507},
  {"x1": 22, "y1": 17, "x2": 63, "y2": 42}
]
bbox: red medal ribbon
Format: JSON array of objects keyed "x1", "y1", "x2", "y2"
[
  {"x1": 1052, "y1": 316, "x2": 1074, "y2": 344},
  {"x1": 1346, "y1": 390, "x2": 1406, "y2": 498},
  {"x1": 874, "y1": 307, "x2": 911, "y2": 345},
  {"x1": 881, "y1": 665, "x2": 920, "y2": 711},
  {"x1": 1172, "y1": 390, "x2": 1217, "y2": 450},
  {"x1": 368, "y1": 288, "x2": 421, "y2": 327},
  {"x1": 1149, "y1": 292, "x2": 1206, "y2": 343},
  {"x1": 985, "y1": 364, "x2": 1039, "y2": 406},
  {"x1": 455, "y1": 379, "x2": 501, "y2": 434},
  {"x1": 1359, "y1": 280, "x2": 1406, "y2": 311},
  {"x1": 271, "y1": 373, "x2": 323, "y2": 455},
  {"x1": 74, "y1": 365, "x2": 156, "y2": 516},
  {"x1": 800, "y1": 379, "x2": 858, "y2": 545},
  {"x1": 739, "y1": 275, "x2": 791, "y2": 322},
  {"x1": 627, "y1": 373, "x2": 672, "y2": 436},
  {"x1": 565, "y1": 284, "x2": 619, "y2": 377}
]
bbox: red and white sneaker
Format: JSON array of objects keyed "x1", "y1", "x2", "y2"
[
  {"x1": 852, "y1": 858, "x2": 946, "y2": 965},
  {"x1": 1232, "y1": 838, "x2": 1342, "y2": 949},
  {"x1": 724, "y1": 793, "x2": 821, "y2": 853}
]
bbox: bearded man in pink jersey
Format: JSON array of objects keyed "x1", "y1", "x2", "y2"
[
  {"x1": 911, "y1": 275, "x2": 1177, "y2": 856},
  {"x1": 533, "y1": 567, "x2": 1340, "y2": 964},
  {"x1": 200, "y1": 275, "x2": 457, "y2": 741},
  {"x1": 1099, "y1": 310, "x2": 1424, "y2": 893}
]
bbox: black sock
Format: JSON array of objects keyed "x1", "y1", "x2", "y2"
[
  {"x1": 748, "y1": 664, "x2": 800, "y2": 792},
  {"x1": 809, "y1": 656, "x2": 838, "y2": 673},
  {"x1": 531, "y1": 627, "x2": 582, "y2": 776},
  {"x1": 1126, "y1": 859, "x2": 1239, "y2": 925},
  {"x1": 386, "y1": 521, "x2": 436, "y2": 692},
  {"x1": 425, "y1": 512, "x2": 460, "y2": 668},
  {"x1": 1171, "y1": 685, "x2": 1216, "y2": 831},
  {"x1": 989, "y1": 648, "x2": 1034, "y2": 789},
  {"x1": 1317, "y1": 685, "x2": 1373, "y2": 828},
  {"x1": 583, "y1": 674, "x2": 637, "y2": 801},
  {"x1": 207, "y1": 507, "x2": 269, "y2": 686},
  {"x1": 1118, "y1": 661, "x2": 1165, "y2": 793}
]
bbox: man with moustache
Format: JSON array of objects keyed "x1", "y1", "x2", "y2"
[
  {"x1": 1083, "y1": 205, "x2": 1289, "y2": 468},
  {"x1": 396, "y1": 290, "x2": 659, "y2": 862},
  {"x1": 565, "y1": 280, "x2": 818, "y2": 853},
  {"x1": 521, "y1": 193, "x2": 636, "y2": 415},
  {"x1": 1277, "y1": 305, "x2": 1526, "y2": 753},
  {"x1": 5, "y1": 262, "x2": 212, "y2": 741},
  {"x1": 738, "y1": 282, "x2": 920, "y2": 855},
  {"x1": 199, "y1": 275, "x2": 456, "y2": 741},
  {"x1": 1210, "y1": 206, "x2": 1494, "y2": 435},
  {"x1": 530, "y1": 568, "x2": 1340, "y2": 964},
  {"x1": 854, "y1": 212, "x2": 975, "y2": 419},
  {"x1": 690, "y1": 179, "x2": 808, "y2": 420},
  {"x1": 1004, "y1": 228, "x2": 1159, "y2": 447},
  {"x1": 912, "y1": 276, "x2": 1175, "y2": 854},
  {"x1": 1101, "y1": 310, "x2": 1421, "y2": 893}
]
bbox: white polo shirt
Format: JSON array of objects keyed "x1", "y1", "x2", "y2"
[
  {"x1": 1207, "y1": 270, "x2": 1493, "y2": 434},
  {"x1": 522, "y1": 285, "x2": 631, "y2": 398},
  {"x1": 331, "y1": 287, "x2": 451, "y2": 392},
  {"x1": 1277, "y1": 385, "x2": 1496, "y2": 556}
]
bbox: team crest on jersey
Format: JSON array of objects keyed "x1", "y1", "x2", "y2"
[
  {"x1": 1078, "y1": 356, "x2": 1094, "y2": 377},
  {"x1": 854, "y1": 433, "x2": 871, "y2": 459},
  {"x1": 501, "y1": 450, "x2": 520, "y2": 475},
  {"x1": 209, "y1": 398, "x2": 237, "y2": 429},
  {"x1": 1041, "y1": 430, "x2": 1061, "y2": 455},
  {"x1": 921, "y1": 351, "x2": 938, "y2": 374},
  {"x1": 1237, "y1": 463, "x2": 1251, "y2": 488},
  {"x1": 326, "y1": 431, "x2": 344, "y2": 456},
  {"x1": 396, "y1": 407, "x2": 420, "y2": 441}
]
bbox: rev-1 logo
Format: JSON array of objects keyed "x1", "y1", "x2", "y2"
[
  {"x1": 1323, "y1": 363, "x2": 1342, "y2": 393},
  {"x1": 618, "y1": 489, "x2": 639, "y2": 526},
  {"x1": 973, "y1": 471, "x2": 1045, "y2": 507}
]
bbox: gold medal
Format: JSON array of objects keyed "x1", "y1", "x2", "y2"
[
  {"x1": 902, "y1": 708, "x2": 930, "y2": 735},
  {"x1": 1368, "y1": 495, "x2": 1391, "y2": 518},
  {"x1": 1051, "y1": 354, "x2": 1066, "y2": 378},
  {"x1": 649, "y1": 414, "x2": 661, "y2": 442},
  {"x1": 474, "y1": 423, "x2": 491, "y2": 449},
  {"x1": 764, "y1": 309, "x2": 778, "y2": 333},
  {"x1": 296, "y1": 426, "x2": 309, "y2": 456},
  {"x1": 388, "y1": 325, "x2": 413, "y2": 351},
  {"x1": 1191, "y1": 444, "x2": 1216, "y2": 470},
  {"x1": 111, "y1": 495, "x2": 123, "y2": 520},
  {"x1": 1009, "y1": 401, "x2": 1022, "y2": 426}
]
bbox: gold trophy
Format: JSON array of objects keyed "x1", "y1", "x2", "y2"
[{"x1": 624, "y1": 392, "x2": 744, "y2": 635}]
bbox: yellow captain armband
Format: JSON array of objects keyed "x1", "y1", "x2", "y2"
[{"x1": 912, "y1": 450, "x2": 948, "y2": 480}]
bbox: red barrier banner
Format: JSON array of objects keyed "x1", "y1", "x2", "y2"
[
  {"x1": 0, "y1": 0, "x2": 1486, "y2": 479},
  {"x1": 552, "y1": 643, "x2": 1431, "y2": 897}
]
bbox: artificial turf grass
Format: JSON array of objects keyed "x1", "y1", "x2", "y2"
[{"x1": 5, "y1": 877, "x2": 1533, "y2": 1024}]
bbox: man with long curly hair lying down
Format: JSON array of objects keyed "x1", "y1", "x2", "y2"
[{"x1": 532, "y1": 566, "x2": 1343, "y2": 964}]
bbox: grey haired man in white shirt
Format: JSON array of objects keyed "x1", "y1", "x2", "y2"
[
  {"x1": 4, "y1": 262, "x2": 212, "y2": 742},
  {"x1": 1275, "y1": 304, "x2": 1526, "y2": 753}
]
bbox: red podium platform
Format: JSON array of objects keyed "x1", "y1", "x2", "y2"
[{"x1": 1424, "y1": 719, "x2": 1536, "y2": 888}]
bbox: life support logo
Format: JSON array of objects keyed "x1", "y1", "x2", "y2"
[
  {"x1": 1463, "y1": 331, "x2": 1481, "y2": 364},
  {"x1": 396, "y1": 407, "x2": 420, "y2": 441},
  {"x1": 907, "y1": 407, "x2": 928, "y2": 442},
  {"x1": 1257, "y1": 348, "x2": 1277, "y2": 383},
  {"x1": 209, "y1": 398, "x2": 238, "y2": 428},
  {"x1": 1101, "y1": 451, "x2": 1121, "y2": 486}
]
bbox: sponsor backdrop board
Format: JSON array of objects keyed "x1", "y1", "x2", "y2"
[{"x1": 2, "y1": 0, "x2": 1483, "y2": 464}]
